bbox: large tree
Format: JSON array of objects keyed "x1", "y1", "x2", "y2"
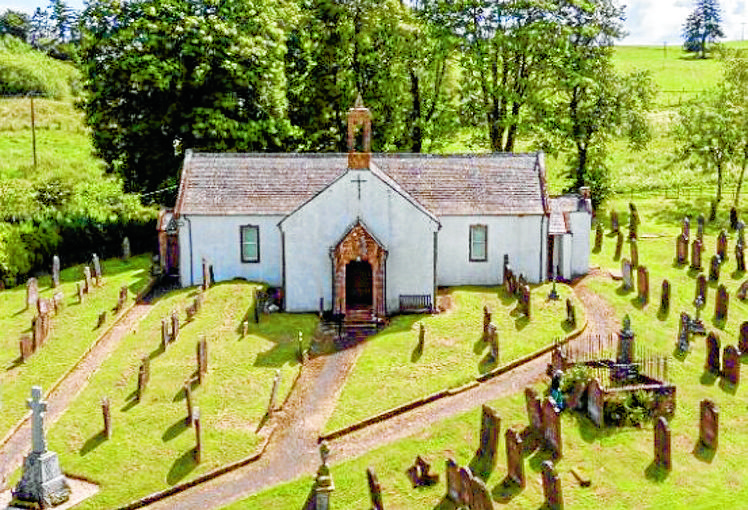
[
  {"x1": 0, "y1": 10, "x2": 30, "y2": 41},
  {"x1": 682, "y1": 0, "x2": 724, "y2": 58},
  {"x1": 79, "y1": 0, "x2": 295, "y2": 195}
]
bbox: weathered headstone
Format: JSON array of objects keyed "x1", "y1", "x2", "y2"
[
  {"x1": 122, "y1": 237, "x2": 131, "y2": 260},
  {"x1": 542, "y1": 399, "x2": 562, "y2": 459},
  {"x1": 594, "y1": 222, "x2": 603, "y2": 251},
  {"x1": 193, "y1": 407, "x2": 201, "y2": 463},
  {"x1": 487, "y1": 324, "x2": 499, "y2": 363},
  {"x1": 637, "y1": 265, "x2": 649, "y2": 303},
  {"x1": 418, "y1": 322, "x2": 425, "y2": 352},
  {"x1": 202, "y1": 258, "x2": 210, "y2": 290},
  {"x1": 83, "y1": 266, "x2": 93, "y2": 293},
  {"x1": 519, "y1": 284, "x2": 531, "y2": 318},
  {"x1": 197, "y1": 336, "x2": 208, "y2": 384},
  {"x1": 739, "y1": 280, "x2": 748, "y2": 300},
  {"x1": 730, "y1": 207, "x2": 739, "y2": 230},
  {"x1": 629, "y1": 202, "x2": 639, "y2": 240},
  {"x1": 660, "y1": 279, "x2": 670, "y2": 314},
  {"x1": 630, "y1": 240, "x2": 639, "y2": 268},
  {"x1": 614, "y1": 231, "x2": 624, "y2": 260},
  {"x1": 567, "y1": 380, "x2": 586, "y2": 410},
  {"x1": 96, "y1": 311, "x2": 107, "y2": 329},
  {"x1": 92, "y1": 253, "x2": 102, "y2": 282},
  {"x1": 736, "y1": 242, "x2": 746, "y2": 272},
  {"x1": 715, "y1": 284, "x2": 729, "y2": 322},
  {"x1": 705, "y1": 332, "x2": 721, "y2": 375},
  {"x1": 697, "y1": 213, "x2": 705, "y2": 243},
  {"x1": 717, "y1": 229, "x2": 728, "y2": 261},
  {"x1": 541, "y1": 460, "x2": 563, "y2": 510},
  {"x1": 52, "y1": 292, "x2": 63, "y2": 313},
  {"x1": 709, "y1": 255, "x2": 721, "y2": 282},
  {"x1": 740, "y1": 321, "x2": 748, "y2": 354},
  {"x1": 267, "y1": 369, "x2": 281, "y2": 414},
  {"x1": 722, "y1": 345, "x2": 740, "y2": 386},
  {"x1": 136, "y1": 356, "x2": 150, "y2": 401},
  {"x1": 26, "y1": 277, "x2": 39, "y2": 309},
  {"x1": 101, "y1": 397, "x2": 111, "y2": 439},
  {"x1": 505, "y1": 427, "x2": 525, "y2": 488},
  {"x1": 525, "y1": 387, "x2": 543, "y2": 434},
  {"x1": 161, "y1": 318, "x2": 170, "y2": 349},
  {"x1": 654, "y1": 416, "x2": 671, "y2": 471},
  {"x1": 77, "y1": 282, "x2": 84, "y2": 303},
  {"x1": 115, "y1": 285, "x2": 128, "y2": 313},
  {"x1": 51, "y1": 255, "x2": 60, "y2": 288},
  {"x1": 171, "y1": 309, "x2": 180, "y2": 342},
  {"x1": 469, "y1": 474, "x2": 494, "y2": 510},
  {"x1": 367, "y1": 467, "x2": 383, "y2": 510},
  {"x1": 610, "y1": 210, "x2": 619, "y2": 233},
  {"x1": 677, "y1": 312, "x2": 691, "y2": 353},
  {"x1": 676, "y1": 234, "x2": 689, "y2": 265},
  {"x1": 566, "y1": 298, "x2": 576, "y2": 327},
  {"x1": 183, "y1": 383, "x2": 194, "y2": 427},
  {"x1": 682, "y1": 216, "x2": 690, "y2": 240},
  {"x1": 445, "y1": 458, "x2": 460, "y2": 503},
  {"x1": 476, "y1": 405, "x2": 501, "y2": 463},
  {"x1": 406, "y1": 456, "x2": 439, "y2": 487},
  {"x1": 696, "y1": 274, "x2": 707, "y2": 305},
  {"x1": 586, "y1": 378, "x2": 604, "y2": 427},
  {"x1": 19, "y1": 334, "x2": 33, "y2": 361},
  {"x1": 459, "y1": 467, "x2": 472, "y2": 507},
  {"x1": 482, "y1": 306, "x2": 491, "y2": 340},
  {"x1": 621, "y1": 258, "x2": 633, "y2": 290},
  {"x1": 699, "y1": 399, "x2": 719, "y2": 450},
  {"x1": 691, "y1": 240, "x2": 703, "y2": 270}
]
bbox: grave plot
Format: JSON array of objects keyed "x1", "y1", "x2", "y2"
[
  {"x1": 324, "y1": 283, "x2": 585, "y2": 434},
  {"x1": 0, "y1": 254, "x2": 151, "y2": 440},
  {"x1": 36, "y1": 281, "x2": 317, "y2": 510}
]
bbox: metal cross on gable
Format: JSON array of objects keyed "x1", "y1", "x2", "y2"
[
  {"x1": 28, "y1": 385, "x2": 48, "y2": 454},
  {"x1": 351, "y1": 174, "x2": 367, "y2": 200}
]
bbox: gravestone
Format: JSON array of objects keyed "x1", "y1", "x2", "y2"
[
  {"x1": 525, "y1": 387, "x2": 543, "y2": 434},
  {"x1": 696, "y1": 274, "x2": 707, "y2": 305},
  {"x1": 315, "y1": 441, "x2": 334, "y2": 510},
  {"x1": 184, "y1": 383, "x2": 194, "y2": 426},
  {"x1": 51, "y1": 255, "x2": 60, "y2": 288},
  {"x1": 628, "y1": 202, "x2": 639, "y2": 240},
  {"x1": 705, "y1": 332, "x2": 721, "y2": 375},
  {"x1": 730, "y1": 207, "x2": 739, "y2": 230},
  {"x1": 77, "y1": 282, "x2": 84, "y2": 303},
  {"x1": 610, "y1": 210, "x2": 619, "y2": 233},
  {"x1": 660, "y1": 279, "x2": 670, "y2": 313},
  {"x1": 482, "y1": 306, "x2": 491, "y2": 340},
  {"x1": 697, "y1": 213, "x2": 705, "y2": 243},
  {"x1": 469, "y1": 474, "x2": 493, "y2": 510},
  {"x1": 630, "y1": 240, "x2": 639, "y2": 268},
  {"x1": 617, "y1": 315, "x2": 635, "y2": 365},
  {"x1": 740, "y1": 321, "x2": 748, "y2": 354},
  {"x1": 739, "y1": 280, "x2": 748, "y2": 300},
  {"x1": 621, "y1": 258, "x2": 633, "y2": 290},
  {"x1": 542, "y1": 399, "x2": 562, "y2": 459},
  {"x1": 406, "y1": 456, "x2": 439, "y2": 487},
  {"x1": 594, "y1": 222, "x2": 603, "y2": 251},
  {"x1": 267, "y1": 369, "x2": 281, "y2": 414},
  {"x1": 193, "y1": 407, "x2": 201, "y2": 463},
  {"x1": 717, "y1": 230, "x2": 728, "y2": 261},
  {"x1": 567, "y1": 380, "x2": 586, "y2": 410},
  {"x1": 26, "y1": 277, "x2": 39, "y2": 309},
  {"x1": 115, "y1": 285, "x2": 128, "y2": 313},
  {"x1": 476, "y1": 405, "x2": 500, "y2": 463},
  {"x1": 92, "y1": 253, "x2": 102, "y2": 283},
  {"x1": 637, "y1": 265, "x2": 649, "y2": 303},
  {"x1": 197, "y1": 337, "x2": 208, "y2": 384},
  {"x1": 541, "y1": 460, "x2": 563, "y2": 510},
  {"x1": 52, "y1": 292, "x2": 63, "y2": 313},
  {"x1": 614, "y1": 231, "x2": 624, "y2": 260},
  {"x1": 691, "y1": 240, "x2": 702, "y2": 270},
  {"x1": 171, "y1": 309, "x2": 180, "y2": 342},
  {"x1": 459, "y1": 467, "x2": 472, "y2": 507},
  {"x1": 586, "y1": 378, "x2": 604, "y2": 427},
  {"x1": 96, "y1": 311, "x2": 107, "y2": 329},
  {"x1": 677, "y1": 312, "x2": 691, "y2": 353},
  {"x1": 202, "y1": 258, "x2": 210, "y2": 290},
  {"x1": 367, "y1": 467, "x2": 383, "y2": 510},
  {"x1": 566, "y1": 298, "x2": 576, "y2": 327},
  {"x1": 136, "y1": 356, "x2": 150, "y2": 401},
  {"x1": 699, "y1": 399, "x2": 719, "y2": 450},
  {"x1": 161, "y1": 318, "x2": 170, "y2": 349},
  {"x1": 83, "y1": 266, "x2": 92, "y2": 293},
  {"x1": 722, "y1": 345, "x2": 740, "y2": 386},
  {"x1": 101, "y1": 397, "x2": 111, "y2": 439},
  {"x1": 505, "y1": 427, "x2": 525, "y2": 488},
  {"x1": 519, "y1": 284, "x2": 531, "y2": 318},
  {"x1": 654, "y1": 416, "x2": 671, "y2": 471},
  {"x1": 445, "y1": 458, "x2": 460, "y2": 503},
  {"x1": 715, "y1": 284, "x2": 729, "y2": 322},
  {"x1": 736, "y1": 242, "x2": 745, "y2": 272},
  {"x1": 418, "y1": 323, "x2": 425, "y2": 352},
  {"x1": 487, "y1": 324, "x2": 499, "y2": 363},
  {"x1": 682, "y1": 216, "x2": 690, "y2": 240},
  {"x1": 676, "y1": 234, "x2": 688, "y2": 265},
  {"x1": 122, "y1": 237, "x2": 131, "y2": 260},
  {"x1": 709, "y1": 255, "x2": 721, "y2": 282},
  {"x1": 20, "y1": 334, "x2": 33, "y2": 361}
]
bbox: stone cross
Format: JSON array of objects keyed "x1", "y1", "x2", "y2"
[{"x1": 28, "y1": 386, "x2": 48, "y2": 454}]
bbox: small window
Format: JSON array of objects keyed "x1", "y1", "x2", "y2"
[
  {"x1": 470, "y1": 224, "x2": 487, "y2": 262},
  {"x1": 240, "y1": 225, "x2": 259, "y2": 263}
]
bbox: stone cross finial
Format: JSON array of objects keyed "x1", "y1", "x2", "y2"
[
  {"x1": 622, "y1": 314, "x2": 631, "y2": 334},
  {"x1": 27, "y1": 386, "x2": 47, "y2": 454},
  {"x1": 319, "y1": 440, "x2": 330, "y2": 466}
]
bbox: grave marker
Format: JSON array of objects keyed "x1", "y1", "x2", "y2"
[
  {"x1": 654, "y1": 416, "x2": 671, "y2": 471},
  {"x1": 505, "y1": 427, "x2": 525, "y2": 488},
  {"x1": 696, "y1": 274, "x2": 707, "y2": 305},
  {"x1": 26, "y1": 277, "x2": 38, "y2": 309},
  {"x1": 723, "y1": 345, "x2": 740, "y2": 386},
  {"x1": 51, "y1": 255, "x2": 60, "y2": 288},
  {"x1": 96, "y1": 311, "x2": 107, "y2": 329},
  {"x1": 736, "y1": 242, "x2": 745, "y2": 272},
  {"x1": 483, "y1": 306, "x2": 491, "y2": 340},
  {"x1": 367, "y1": 467, "x2": 383, "y2": 510},
  {"x1": 418, "y1": 322, "x2": 425, "y2": 352},
  {"x1": 470, "y1": 474, "x2": 493, "y2": 510},
  {"x1": 705, "y1": 332, "x2": 721, "y2": 375},
  {"x1": 677, "y1": 312, "x2": 691, "y2": 353},
  {"x1": 699, "y1": 399, "x2": 719, "y2": 450},
  {"x1": 184, "y1": 383, "x2": 194, "y2": 426},
  {"x1": 193, "y1": 407, "x2": 201, "y2": 463},
  {"x1": 740, "y1": 321, "x2": 748, "y2": 354},
  {"x1": 122, "y1": 237, "x2": 131, "y2": 260},
  {"x1": 77, "y1": 282, "x2": 84, "y2": 303},
  {"x1": 161, "y1": 318, "x2": 170, "y2": 349},
  {"x1": 709, "y1": 255, "x2": 721, "y2": 282},
  {"x1": 202, "y1": 258, "x2": 210, "y2": 290},
  {"x1": 136, "y1": 356, "x2": 149, "y2": 401},
  {"x1": 637, "y1": 265, "x2": 649, "y2": 303},
  {"x1": 730, "y1": 207, "x2": 739, "y2": 230},
  {"x1": 676, "y1": 234, "x2": 688, "y2": 265},
  {"x1": 717, "y1": 229, "x2": 728, "y2": 261},
  {"x1": 691, "y1": 240, "x2": 703, "y2": 270},
  {"x1": 406, "y1": 456, "x2": 439, "y2": 487},
  {"x1": 541, "y1": 460, "x2": 563, "y2": 510},
  {"x1": 697, "y1": 213, "x2": 705, "y2": 243},
  {"x1": 660, "y1": 280, "x2": 670, "y2": 313},
  {"x1": 476, "y1": 405, "x2": 500, "y2": 464},
  {"x1": 630, "y1": 240, "x2": 639, "y2": 268},
  {"x1": 621, "y1": 258, "x2": 633, "y2": 290},
  {"x1": 542, "y1": 399, "x2": 562, "y2": 459},
  {"x1": 92, "y1": 253, "x2": 102, "y2": 282},
  {"x1": 594, "y1": 222, "x2": 603, "y2": 251},
  {"x1": 566, "y1": 298, "x2": 576, "y2": 327},
  {"x1": 629, "y1": 202, "x2": 639, "y2": 240},
  {"x1": 587, "y1": 378, "x2": 604, "y2": 427},
  {"x1": 459, "y1": 467, "x2": 472, "y2": 507},
  {"x1": 445, "y1": 458, "x2": 460, "y2": 503},
  {"x1": 267, "y1": 369, "x2": 281, "y2": 414},
  {"x1": 487, "y1": 324, "x2": 499, "y2": 363},
  {"x1": 171, "y1": 309, "x2": 180, "y2": 342},
  {"x1": 739, "y1": 280, "x2": 748, "y2": 300},
  {"x1": 101, "y1": 397, "x2": 111, "y2": 439},
  {"x1": 715, "y1": 284, "x2": 729, "y2": 322},
  {"x1": 83, "y1": 266, "x2": 92, "y2": 293},
  {"x1": 197, "y1": 336, "x2": 208, "y2": 383},
  {"x1": 19, "y1": 334, "x2": 33, "y2": 361},
  {"x1": 614, "y1": 231, "x2": 623, "y2": 260},
  {"x1": 610, "y1": 210, "x2": 619, "y2": 233},
  {"x1": 682, "y1": 216, "x2": 690, "y2": 240},
  {"x1": 525, "y1": 387, "x2": 543, "y2": 434}
]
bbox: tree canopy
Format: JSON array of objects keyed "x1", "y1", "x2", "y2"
[{"x1": 682, "y1": 0, "x2": 724, "y2": 58}]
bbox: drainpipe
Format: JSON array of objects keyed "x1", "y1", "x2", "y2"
[{"x1": 539, "y1": 214, "x2": 546, "y2": 282}]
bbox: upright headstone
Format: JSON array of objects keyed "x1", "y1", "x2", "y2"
[
  {"x1": 696, "y1": 274, "x2": 707, "y2": 305},
  {"x1": 418, "y1": 322, "x2": 425, "y2": 352},
  {"x1": 202, "y1": 258, "x2": 210, "y2": 290},
  {"x1": 691, "y1": 240, "x2": 703, "y2": 270},
  {"x1": 83, "y1": 266, "x2": 92, "y2": 293},
  {"x1": 541, "y1": 460, "x2": 563, "y2": 510},
  {"x1": 722, "y1": 345, "x2": 740, "y2": 386},
  {"x1": 487, "y1": 324, "x2": 499, "y2": 363},
  {"x1": 197, "y1": 336, "x2": 208, "y2": 384},
  {"x1": 26, "y1": 277, "x2": 39, "y2": 309},
  {"x1": 193, "y1": 407, "x2": 202, "y2": 463},
  {"x1": 122, "y1": 237, "x2": 131, "y2": 260},
  {"x1": 740, "y1": 321, "x2": 748, "y2": 354},
  {"x1": 470, "y1": 474, "x2": 494, "y2": 510},
  {"x1": 676, "y1": 234, "x2": 689, "y2": 265},
  {"x1": 542, "y1": 399, "x2": 562, "y2": 459},
  {"x1": 525, "y1": 387, "x2": 543, "y2": 435},
  {"x1": 171, "y1": 309, "x2": 180, "y2": 342},
  {"x1": 101, "y1": 397, "x2": 111, "y2": 439},
  {"x1": 136, "y1": 356, "x2": 149, "y2": 401},
  {"x1": 736, "y1": 242, "x2": 746, "y2": 272},
  {"x1": 19, "y1": 334, "x2": 33, "y2": 361},
  {"x1": 660, "y1": 279, "x2": 670, "y2": 313},
  {"x1": 715, "y1": 284, "x2": 729, "y2": 322},
  {"x1": 11, "y1": 387, "x2": 71, "y2": 508},
  {"x1": 520, "y1": 284, "x2": 531, "y2": 318},
  {"x1": 445, "y1": 458, "x2": 460, "y2": 503},
  {"x1": 637, "y1": 265, "x2": 649, "y2": 303},
  {"x1": 51, "y1": 255, "x2": 60, "y2": 288},
  {"x1": 717, "y1": 229, "x2": 728, "y2": 261},
  {"x1": 586, "y1": 378, "x2": 604, "y2": 427},
  {"x1": 505, "y1": 427, "x2": 525, "y2": 488},
  {"x1": 161, "y1": 318, "x2": 170, "y2": 349},
  {"x1": 628, "y1": 202, "x2": 639, "y2": 240},
  {"x1": 697, "y1": 213, "x2": 705, "y2": 243},
  {"x1": 92, "y1": 253, "x2": 102, "y2": 283},
  {"x1": 566, "y1": 298, "x2": 576, "y2": 327},
  {"x1": 367, "y1": 467, "x2": 383, "y2": 510},
  {"x1": 184, "y1": 383, "x2": 194, "y2": 426},
  {"x1": 621, "y1": 258, "x2": 633, "y2": 290},
  {"x1": 705, "y1": 332, "x2": 721, "y2": 375},
  {"x1": 682, "y1": 216, "x2": 690, "y2": 240},
  {"x1": 699, "y1": 399, "x2": 719, "y2": 450},
  {"x1": 77, "y1": 282, "x2": 84, "y2": 303},
  {"x1": 730, "y1": 207, "x2": 739, "y2": 230},
  {"x1": 477, "y1": 405, "x2": 501, "y2": 463},
  {"x1": 610, "y1": 210, "x2": 619, "y2": 233},
  {"x1": 709, "y1": 255, "x2": 721, "y2": 282},
  {"x1": 459, "y1": 467, "x2": 473, "y2": 508},
  {"x1": 482, "y1": 306, "x2": 491, "y2": 340},
  {"x1": 630, "y1": 240, "x2": 639, "y2": 268},
  {"x1": 654, "y1": 416, "x2": 671, "y2": 471},
  {"x1": 614, "y1": 231, "x2": 624, "y2": 260},
  {"x1": 594, "y1": 222, "x2": 603, "y2": 251},
  {"x1": 677, "y1": 312, "x2": 691, "y2": 353}
]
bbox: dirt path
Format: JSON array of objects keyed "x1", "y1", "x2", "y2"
[
  {"x1": 0, "y1": 302, "x2": 153, "y2": 485},
  {"x1": 140, "y1": 275, "x2": 621, "y2": 509}
]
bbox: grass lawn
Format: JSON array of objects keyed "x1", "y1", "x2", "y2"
[
  {"x1": 37, "y1": 280, "x2": 318, "y2": 510},
  {"x1": 325, "y1": 284, "x2": 585, "y2": 433},
  {"x1": 0, "y1": 254, "x2": 151, "y2": 440}
]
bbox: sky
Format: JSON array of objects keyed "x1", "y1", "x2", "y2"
[{"x1": 1, "y1": 0, "x2": 747, "y2": 46}]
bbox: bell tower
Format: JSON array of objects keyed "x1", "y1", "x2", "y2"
[{"x1": 347, "y1": 94, "x2": 371, "y2": 169}]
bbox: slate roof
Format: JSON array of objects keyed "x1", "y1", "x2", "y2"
[
  {"x1": 175, "y1": 151, "x2": 549, "y2": 217},
  {"x1": 548, "y1": 195, "x2": 587, "y2": 235}
]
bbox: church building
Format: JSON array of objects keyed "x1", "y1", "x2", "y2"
[{"x1": 172, "y1": 100, "x2": 592, "y2": 316}]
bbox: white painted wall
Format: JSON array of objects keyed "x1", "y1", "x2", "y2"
[
  {"x1": 436, "y1": 215, "x2": 547, "y2": 285},
  {"x1": 177, "y1": 215, "x2": 284, "y2": 288},
  {"x1": 568, "y1": 210, "x2": 591, "y2": 277},
  {"x1": 280, "y1": 169, "x2": 439, "y2": 313},
  {"x1": 558, "y1": 234, "x2": 572, "y2": 280}
]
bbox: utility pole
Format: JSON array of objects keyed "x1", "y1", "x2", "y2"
[{"x1": 30, "y1": 95, "x2": 37, "y2": 170}]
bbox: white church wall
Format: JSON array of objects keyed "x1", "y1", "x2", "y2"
[
  {"x1": 177, "y1": 214, "x2": 284, "y2": 287},
  {"x1": 559, "y1": 234, "x2": 572, "y2": 280},
  {"x1": 281, "y1": 168, "x2": 438, "y2": 313},
  {"x1": 436, "y1": 215, "x2": 546, "y2": 286},
  {"x1": 568, "y1": 210, "x2": 591, "y2": 277}
]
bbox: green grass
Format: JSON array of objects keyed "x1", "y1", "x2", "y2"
[
  {"x1": 325, "y1": 284, "x2": 584, "y2": 433},
  {"x1": 40, "y1": 280, "x2": 318, "y2": 510},
  {"x1": 232, "y1": 196, "x2": 748, "y2": 509},
  {"x1": 0, "y1": 254, "x2": 151, "y2": 440}
]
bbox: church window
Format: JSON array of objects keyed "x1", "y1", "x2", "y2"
[
  {"x1": 240, "y1": 225, "x2": 260, "y2": 262},
  {"x1": 470, "y1": 224, "x2": 487, "y2": 261}
]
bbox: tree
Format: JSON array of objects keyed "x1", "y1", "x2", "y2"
[
  {"x1": 49, "y1": 0, "x2": 73, "y2": 42},
  {"x1": 79, "y1": 0, "x2": 295, "y2": 195},
  {"x1": 682, "y1": 0, "x2": 723, "y2": 59},
  {"x1": 0, "y1": 10, "x2": 30, "y2": 41},
  {"x1": 719, "y1": 49, "x2": 748, "y2": 205}
]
